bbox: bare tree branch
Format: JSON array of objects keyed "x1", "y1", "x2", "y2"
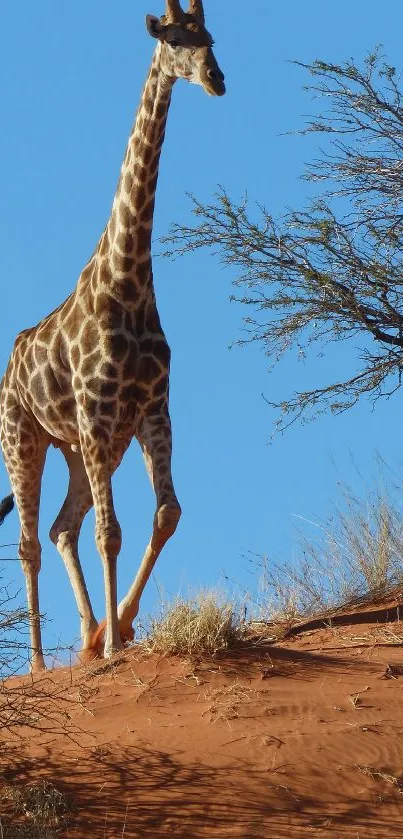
[{"x1": 162, "y1": 50, "x2": 403, "y2": 429}]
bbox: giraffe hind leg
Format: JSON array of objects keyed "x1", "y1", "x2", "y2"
[
  {"x1": 49, "y1": 444, "x2": 98, "y2": 654},
  {"x1": 2, "y1": 420, "x2": 48, "y2": 673}
]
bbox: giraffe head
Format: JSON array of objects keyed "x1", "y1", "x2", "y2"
[{"x1": 146, "y1": 0, "x2": 225, "y2": 97}]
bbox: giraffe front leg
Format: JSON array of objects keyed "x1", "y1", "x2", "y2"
[
  {"x1": 80, "y1": 430, "x2": 123, "y2": 658},
  {"x1": 117, "y1": 410, "x2": 181, "y2": 634}
]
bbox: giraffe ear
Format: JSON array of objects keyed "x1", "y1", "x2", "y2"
[{"x1": 146, "y1": 15, "x2": 163, "y2": 39}]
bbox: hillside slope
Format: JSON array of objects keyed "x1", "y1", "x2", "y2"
[{"x1": 2, "y1": 619, "x2": 403, "y2": 838}]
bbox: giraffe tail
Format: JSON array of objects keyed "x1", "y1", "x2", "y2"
[{"x1": 0, "y1": 494, "x2": 14, "y2": 526}]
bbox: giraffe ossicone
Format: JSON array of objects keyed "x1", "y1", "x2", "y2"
[{"x1": 0, "y1": 0, "x2": 225, "y2": 672}]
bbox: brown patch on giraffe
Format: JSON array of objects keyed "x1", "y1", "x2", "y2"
[
  {"x1": 70, "y1": 344, "x2": 81, "y2": 368},
  {"x1": 153, "y1": 377, "x2": 169, "y2": 398},
  {"x1": 100, "y1": 380, "x2": 120, "y2": 398},
  {"x1": 92, "y1": 425, "x2": 111, "y2": 444},
  {"x1": 96, "y1": 293, "x2": 124, "y2": 325},
  {"x1": 100, "y1": 361, "x2": 119, "y2": 380},
  {"x1": 85, "y1": 378, "x2": 103, "y2": 398},
  {"x1": 98, "y1": 232, "x2": 109, "y2": 256},
  {"x1": 156, "y1": 101, "x2": 168, "y2": 120},
  {"x1": 119, "y1": 203, "x2": 136, "y2": 230},
  {"x1": 34, "y1": 344, "x2": 48, "y2": 367},
  {"x1": 63, "y1": 309, "x2": 82, "y2": 340},
  {"x1": 46, "y1": 404, "x2": 61, "y2": 425},
  {"x1": 123, "y1": 311, "x2": 135, "y2": 332},
  {"x1": 144, "y1": 397, "x2": 166, "y2": 415},
  {"x1": 59, "y1": 396, "x2": 76, "y2": 414},
  {"x1": 137, "y1": 226, "x2": 151, "y2": 257},
  {"x1": 46, "y1": 368, "x2": 66, "y2": 401},
  {"x1": 120, "y1": 383, "x2": 139, "y2": 404},
  {"x1": 146, "y1": 172, "x2": 159, "y2": 196},
  {"x1": 154, "y1": 340, "x2": 171, "y2": 368},
  {"x1": 133, "y1": 161, "x2": 146, "y2": 183},
  {"x1": 59, "y1": 293, "x2": 75, "y2": 317},
  {"x1": 143, "y1": 95, "x2": 154, "y2": 116},
  {"x1": 145, "y1": 307, "x2": 163, "y2": 333},
  {"x1": 124, "y1": 171, "x2": 134, "y2": 192},
  {"x1": 98, "y1": 259, "x2": 113, "y2": 285},
  {"x1": 139, "y1": 337, "x2": 153, "y2": 354},
  {"x1": 30, "y1": 373, "x2": 47, "y2": 407},
  {"x1": 136, "y1": 262, "x2": 151, "y2": 287},
  {"x1": 122, "y1": 347, "x2": 139, "y2": 380},
  {"x1": 143, "y1": 145, "x2": 153, "y2": 166},
  {"x1": 119, "y1": 256, "x2": 135, "y2": 273},
  {"x1": 116, "y1": 231, "x2": 134, "y2": 254},
  {"x1": 80, "y1": 353, "x2": 101, "y2": 380},
  {"x1": 100, "y1": 400, "x2": 116, "y2": 418},
  {"x1": 135, "y1": 301, "x2": 147, "y2": 333},
  {"x1": 131, "y1": 382, "x2": 149, "y2": 403},
  {"x1": 17, "y1": 360, "x2": 29, "y2": 386},
  {"x1": 140, "y1": 196, "x2": 155, "y2": 224},
  {"x1": 106, "y1": 334, "x2": 129, "y2": 361},
  {"x1": 135, "y1": 186, "x2": 146, "y2": 208},
  {"x1": 83, "y1": 398, "x2": 98, "y2": 419}
]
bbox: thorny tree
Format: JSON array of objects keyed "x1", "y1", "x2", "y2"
[{"x1": 162, "y1": 52, "x2": 403, "y2": 430}]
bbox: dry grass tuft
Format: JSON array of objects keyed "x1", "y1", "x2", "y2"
[
  {"x1": 356, "y1": 765, "x2": 403, "y2": 795},
  {"x1": 0, "y1": 779, "x2": 71, "y2": 838},
  {"x1": 146, "y1": 592, "x2": 242, "y2": 657},
  {"x1": 251, "y1": 481, "x2": 403, "y2": 626}
]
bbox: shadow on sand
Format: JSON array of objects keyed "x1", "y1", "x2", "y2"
[{"x1": 2, "y1": 741, "x2": 401, "y2": 838}]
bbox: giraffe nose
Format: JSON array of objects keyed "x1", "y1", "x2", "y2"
[
  {"x1": 207, "y1": 67, "x2": 225, "y2": 83},
  {"x1": 206, "y1": 66, "x2": 226, "y2": 96}
]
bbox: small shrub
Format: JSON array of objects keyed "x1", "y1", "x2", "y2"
[
  {"x1": 0, "y1": 780, "x2": 70, "y2": 838},
  {"x1": 147, "y1": 592, "x2": 241, "y2": 656}
]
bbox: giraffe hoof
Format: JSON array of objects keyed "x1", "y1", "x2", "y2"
[{"x1": 86, "y1": 620, "x2": 135, "y2": 657}]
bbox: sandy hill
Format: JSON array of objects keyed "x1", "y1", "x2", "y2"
[{"x1": 2, "y1": 603, "x2": 403, "y2": 838}]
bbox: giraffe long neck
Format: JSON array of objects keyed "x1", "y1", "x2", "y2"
[{"x1": 98, "y1": 46, "x2": 175, "y2": 295}]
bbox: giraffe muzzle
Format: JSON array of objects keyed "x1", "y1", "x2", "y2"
[{"x1": 203, "y1": 66, "x2": 225, "y2": 97}]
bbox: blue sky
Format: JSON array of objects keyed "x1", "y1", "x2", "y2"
[{"x1": 1, "y1": 1, "x2": 402, "y2": 657}]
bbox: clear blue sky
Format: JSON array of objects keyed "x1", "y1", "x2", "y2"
[{"x1": 1, "y1": 1, "x2": 402, "y2": 657}]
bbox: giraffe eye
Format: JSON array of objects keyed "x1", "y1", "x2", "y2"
[{"x1": 169, "y1": 39, "x2": 180, "y2": 48}]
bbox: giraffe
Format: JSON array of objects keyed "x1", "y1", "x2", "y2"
[{"x1": 0, "y1": 0, "x2": 225, "y2": 672}]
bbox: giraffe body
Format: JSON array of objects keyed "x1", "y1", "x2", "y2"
[{"x1": 0, "y1": 0, "x2": 225, "y2": 671}]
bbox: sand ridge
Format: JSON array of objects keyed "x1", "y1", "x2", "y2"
[{"x1": 2, "y1": 621, "x2": 403, "y2": 838}]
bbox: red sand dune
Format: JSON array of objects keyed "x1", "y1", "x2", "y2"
[{"x1": 2, "y1": 610, "x2": 403, "y2": 838}]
